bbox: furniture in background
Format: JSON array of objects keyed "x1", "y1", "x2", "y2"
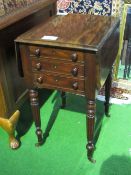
[
  {"x1": 114, "y1": 0, "x2": 131, "y2": 79},
  {"x1": 0, "y1": 0, "x2": 57, "y2": 148},
  {"x1": 15, "y1": 14, "x2": 119, "y2": 162},
  {"x1": 122, "y1": 9, "x2": 131, "y2": 79},
  {"x1": 0, "y1": 0, "x2": 42, "y2": 16}
]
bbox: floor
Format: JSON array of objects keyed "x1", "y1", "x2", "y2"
[{"x1": 0, "y1": 90, "x2": 131, "y2": 175}]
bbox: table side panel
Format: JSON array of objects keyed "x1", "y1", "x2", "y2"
[
  {"x1": 84, "y1": 53, "x2": 97, "y2": 99},
  {"x1": 96, "y1": 25, "x2": 120, "y2": 88},
  {"x1": 19, "y1": 45, "x2": 34, "y2": 88}
]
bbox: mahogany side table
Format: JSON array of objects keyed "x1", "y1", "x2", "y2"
[{"x1": 15, "y1": 14, "x2": 119, "y2": 162}]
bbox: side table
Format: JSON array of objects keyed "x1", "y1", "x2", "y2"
[{"x1": 15, "y1": 14, "x2": 119, "y2": 162}]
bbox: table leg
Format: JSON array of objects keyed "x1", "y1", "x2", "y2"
[
  {"x1": 29, "y1": 89, "x2": 43, "y2": 146},
  {"x1": 61, "y1": 91, "x2": 66, "y2": 109},
  {"x1": 104, "y1": 71, "x2": 112, "y2": 117},
  {"x1": 86, "y1": 100, "x2": 96, "y2": 163},
  {"x1": 127, "y1": 40, "x2": 131, "y2": 78},
  {"x1": 123, "y1": 40, "x2": 129, "y2": 79}
]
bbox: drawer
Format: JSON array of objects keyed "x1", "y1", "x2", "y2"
[
  {"x1": 29, "y1": 46, "x2": 84, "y2": 63},
  {"x1": 33, "y1": 73, "x2": 84, "y2": 93},
  {"x1": 31, "y1": 59, "x2": 84, "y2": 77}
]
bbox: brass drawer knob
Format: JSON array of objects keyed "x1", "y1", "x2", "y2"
[
  {"x1": 72, "y1": 82, "x2": 78, "y2": 90},
  {"x1": 71, "y1": 67, "x2": 78, "y2": 76},
  {"x1": 36, "y1": 63, "x2": 41, "y2": 70},
  {"x1": 37, "y1": 77, "x2": 43, "y2": 84},
  {"x1": 71, "y1": 53, "x2": 78, "y2": 62},
  {"x1": 35, "y1": 48, "x2": 40, "y2": 57}
]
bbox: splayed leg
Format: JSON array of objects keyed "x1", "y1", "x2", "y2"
[{"x1": 0, "y1": 110, "x2": 20, "y2": 149}]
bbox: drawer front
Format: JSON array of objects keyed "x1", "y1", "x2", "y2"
[
  {"x1": 31, "y1": 59, "x2": 84, "y2": 77},
  {"x1": 29, "y1": 46, "x2": 84, "y2": 63},
  {"x1": 33, "y1": 73, "x2": 84, "y2": 93}
]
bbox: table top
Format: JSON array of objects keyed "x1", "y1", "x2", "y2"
[{"x1": 16, "y1": 13, "x2": 119, "y2": 52}]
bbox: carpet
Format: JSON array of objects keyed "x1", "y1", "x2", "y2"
[
  {"x1": 97, "y1": 80, "x2": 131, "y2": 104},
  {"x1": 1, "y1": 91, "x2": 131, "y2": 175}
]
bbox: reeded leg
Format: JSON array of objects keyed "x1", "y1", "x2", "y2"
[
  {"x1": 86, "y1": 100, "x2": 96, "y2": 163},
  {"x1": 29, "y1": 89, "x2": 43, "y2": 146},
  {"x1": 104, "y1": 71, "x2": 112, "y2": 117},
  {"x1": 61, "y1": 91, "x2": 66, "y2": 109}
]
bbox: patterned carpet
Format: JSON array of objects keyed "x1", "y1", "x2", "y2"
[
  {"x1": 97, "y1": 79, "x2": 131, "y2": 104},
  {"x1": 57, "y1": 0, "x2": 123, "y2": 16}
]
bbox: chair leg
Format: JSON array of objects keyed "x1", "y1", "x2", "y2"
[{"x1": 0, "y1": 110, "x2": 20, "y2": 149}]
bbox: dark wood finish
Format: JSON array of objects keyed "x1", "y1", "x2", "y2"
[
  {"x1": 0, "y1": 0, "x2": 57, "y2": 117},
  {"x1": 86, "y1": 100, "x2": 96, "y2": 163},
  {"x1": 33, "y1": 73, "x2": 84, "y2": 92},
  {"x1": 15, "y1": 14, "x2": 120, "y2": 162},
  {"x1": 29, "y1": 89, "x2": 43, "y2": 146},
  {"x1": 31, "y1": 59, "x2": 84, "y2": 77},
  {"x1": 104, "y1": 70, "x2": 112, "y2": 117},
  {"x1": 0, "y1": 0, "x2": 57, "y2": 30},
  {"x1": 29, "y1": 46, "x2": 84, "y2": 62},
  {"x1": 61, "y1": 91, "x2": 66, "y2": 109}
]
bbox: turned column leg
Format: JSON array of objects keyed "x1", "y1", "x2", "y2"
[
  {"x1": 29, "y1": 89, "x2": 43, "y2": 146},
  {"x1": 104, "y1": 70, "x2": 112, "y2": 117},
  {"x1": 86, "y1": 100, "x2": 96, "y2": 163},
  {"x1": 61, "y1": 91, "x2": 66, "y2": 109}
]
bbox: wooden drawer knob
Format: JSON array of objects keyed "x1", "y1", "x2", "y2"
[
  {"x1": 35, "y1": 49, "x2": 40, "y2": 57},
  {"x1": 72, "y1": 82, "x2": 78, "y2": 90},
  {"x1": 53, "y1": 65, "x2": 57, "y2": 69},
  {"x1": 37, "y1": 77, "x2": 43, "y2": 84},
  {"x1": 71, "y1": 53, "x2": 78, "y2": 62},
  {"x1": 36, "y1": 63, "x2": 41, "y2": 70},
  {"x1": 71, "y1": 67, "x2": 78, "y2": 76}
]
